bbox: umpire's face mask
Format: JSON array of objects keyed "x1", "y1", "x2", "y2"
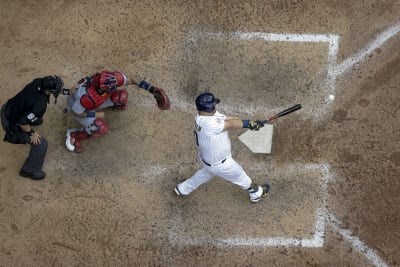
[{"x1": 41, "y1": 75, "x2": 64, "y2": 104}]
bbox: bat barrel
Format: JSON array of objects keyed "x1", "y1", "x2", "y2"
[{"x1": 265, "y1": 104, "x2": 302, "y2": 122}]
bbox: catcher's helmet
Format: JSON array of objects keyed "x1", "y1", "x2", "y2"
[
  {"x1": 195, "y1": 92, "x2": 220, "y2": 112},
  {"x1": 99, "y1": 71, "x2": 118, "y2": 92},
  {"x1": 41, "y1": 75, "x2": 64, "y2": 103},
  {"x1": 113, "y1": 71, "x2": 127, "y2": 87}
]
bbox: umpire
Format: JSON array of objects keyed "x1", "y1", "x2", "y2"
[{"x1": 1, "y1": 76, "x2": 64, "y2": 180}]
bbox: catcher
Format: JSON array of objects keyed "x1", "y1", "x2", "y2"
[{"x1": 64, "y1": 70, "x2": 170, "y2": 153}]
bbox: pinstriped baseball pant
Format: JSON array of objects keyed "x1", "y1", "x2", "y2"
[{"x1": 177, "y1": 156, "x2": 253, "y2": 195}]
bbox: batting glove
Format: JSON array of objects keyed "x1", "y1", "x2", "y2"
[{"x1": 249, "y1": 120, "x2": 264, "y2": 130}]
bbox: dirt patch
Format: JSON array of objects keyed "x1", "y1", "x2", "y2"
[{"x1": 0, "y1": 0, "x2": 399, "y2": 266}]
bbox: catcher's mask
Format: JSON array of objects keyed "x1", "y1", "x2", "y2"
[
  {"x1": 196, "y1": 92, "x2": 220, "y2": 112},
  {"x1": 40, "y1": 75, "x2": 64, "y2": 103},
  {"x1": 99, "y1": 71, "x2": 118, "y2": 93},
  {"x1": 113, "y1": 71, "x2": 127, "y2": 87}
]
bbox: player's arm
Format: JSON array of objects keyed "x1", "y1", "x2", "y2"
[
  {"x1": 124, "y1": 75, "x2": 170, "y2": 110},
  {"x1": 125, "y1": 76, "x2": 159, "y2": 94},
  {"x1": 17, "y1": 111, "x2": 42, "y2": 144},
  {"x1": 224, "y1": 116, "x2": 265, "y2": 131},
  {"x1": 18, "y1": 123, "x2": 40, "y2": 142},
  {"x1": 223, "y1": 117, "x2": 244, "y2": 131}
]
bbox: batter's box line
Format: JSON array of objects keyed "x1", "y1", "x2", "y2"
[
  {"x1": 177, "y1": 30, "x2": 339, "y2": 121},
  {"x1": 167, "y1": 162, "x2": 389, "y2": 266},
  {"x1": 168, "y1": 163, "x2": 329, "y2": 248},
  {"x1": 326, "y1": 212, "x2": 389, "y2": 267}
]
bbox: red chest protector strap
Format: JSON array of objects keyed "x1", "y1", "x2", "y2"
[{"x1": 80, "y1": 84, "x2": 110, "y2": 110}]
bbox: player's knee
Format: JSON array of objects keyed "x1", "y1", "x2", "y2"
[
  {"x1": 33, "y1": 136, "x2": 48, "y2": 152},
  {"x1": 85, "y1": 118, "x2": 109, "y2": 137},
  {"x1": 111, "y1": 89, "x2": 128, "y2": 110}
]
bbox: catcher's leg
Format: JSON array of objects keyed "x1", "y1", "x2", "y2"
[
  {"x1": 69, "y1": 129, "x2": 90, "y2": 153},
  {"x1": 110, "y1": 89, "x2": 128, "y2": 110},
  {"x1": 66, "y1": 118, "x2": 109, "y2": 153}
]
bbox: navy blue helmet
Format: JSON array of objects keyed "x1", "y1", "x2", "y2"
[{"x1": 195, "y1": 92, "x2": 220, "y2": 112}]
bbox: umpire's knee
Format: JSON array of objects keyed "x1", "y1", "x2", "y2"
[{"x1": 34, "y1": 137, "x2": 48, "y2": 153}]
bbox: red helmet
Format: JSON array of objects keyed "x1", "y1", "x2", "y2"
[
  {"x1": 99, "y1": 71, "x2": 118, "y2": 92},
  {"x1": 113, "y1": 71, "x2": 127, "y2": 87}
]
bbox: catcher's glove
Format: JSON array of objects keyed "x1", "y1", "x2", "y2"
[{"x1": 150, "y1": 87, "x2": 170, "y2": 110}]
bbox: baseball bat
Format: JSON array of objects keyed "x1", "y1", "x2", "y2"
[{"x1": 263, "y1": 104, "x2": 302, "y2": 123}]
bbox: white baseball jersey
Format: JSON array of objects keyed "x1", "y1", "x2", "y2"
[
  {"x1": 194, "y1": 111, "x2": 231, "y2": 164},
  {"x1": 176, "y1": 110, "x2": 264, "y2": 201}
]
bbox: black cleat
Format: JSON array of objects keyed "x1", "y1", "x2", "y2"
[
  {"x1": 19, "y1": 170, "x2": 46, "y2": 180},
  {"x1": 261, "y1": 183, "x2": 270, "y2": 197}
]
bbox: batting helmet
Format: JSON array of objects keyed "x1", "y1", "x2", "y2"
[
  {"x1": 41, "y1": 75, "x2": 64, "y2": 103},
  {"x1": 195, "y1": 92, "x2": 220, "y2": 112},
  {"x1": 99, "y1": 71, "x2": 118, "y2": 92}
]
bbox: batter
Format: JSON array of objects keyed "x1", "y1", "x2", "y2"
[{"x1": 174, "y1": 92, "x2": 270, "y2": 203}]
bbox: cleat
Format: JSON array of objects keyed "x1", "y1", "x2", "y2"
[
  {"x1": 261, "y1": 183, "x2": 270, "y2": 197},
  {"x1": 19, "y1": 170, "x2": 46, "y2": 180},
  {"x1": 65, "y1": 129, "x2": 75, "y2": 152},
  {"x1": 249, "y1": 183, "x2": 270, "y2": 203},
  {"x1": 174, "y1": 186, "x2": 182, "y2": 196}
]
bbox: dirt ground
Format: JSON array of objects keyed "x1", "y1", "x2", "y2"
[{"x1": 0, "y1": 1, "x2": 399, "y2": 266}]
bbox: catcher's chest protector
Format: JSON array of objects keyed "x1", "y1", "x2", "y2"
[{"x1": 80, "y1": 83, "x2": 110, "y2": 110}]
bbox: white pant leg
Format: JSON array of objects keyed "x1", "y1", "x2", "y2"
[
  {"x1": 73, "y1": 116, "x2": 96, "y2": 128},
  {"x1": 177, "y1": 168, "x2": 214, "y2": 195},
  {"x1": 215, "y1": 158, "x2": 264, "y2": 202},
  {"x1": 97, "y1": 98, "x2": 114, "y2": 109},
  {"x1": 214, "y1": 157, "x2": 253, "y2": 190},
  {"x1": 70, "y1": 99, "x2": 114, "y2": 128}
]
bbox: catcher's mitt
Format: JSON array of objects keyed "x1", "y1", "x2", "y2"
[{"x1": 151, "y1": 87, "x2": 170, "y2": 110}]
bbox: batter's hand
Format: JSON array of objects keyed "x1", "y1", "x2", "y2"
[{"x1": 249, "y1": 120, "x2": 264, "y2": 131}]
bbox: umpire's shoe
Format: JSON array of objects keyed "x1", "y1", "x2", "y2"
[{"x1": 19, "y1": 170, "x2": 46, "y2": 180}]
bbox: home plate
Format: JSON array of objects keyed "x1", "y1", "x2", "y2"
[{"x1": 238, "y1": 124, "x2": 274, "y2": 154}]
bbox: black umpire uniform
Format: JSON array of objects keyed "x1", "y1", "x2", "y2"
[{"x1": 1, "y1": 76, "x2": 64, "y2": 180}]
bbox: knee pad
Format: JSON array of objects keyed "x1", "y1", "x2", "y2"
[
  {"x1": 111, "y1": 89, "x2": 128, "y2": 109},
  {"x1": 85, "y1": 118, "x2": 109, "y2": 137}
]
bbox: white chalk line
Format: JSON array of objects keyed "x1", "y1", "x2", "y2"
[
  {"x1": 167, "y1": 161, "x2": 389, "y2": 265},
  {"x1": 166, "y1": 27, "x2": 399, "y2": 266},
  {"x1": 168, "y1": 163, "x2": 329, "y2": 248},
  {"x1": 190, "y1": 31, "x2": 340, "y2": 118},
  {"x1": 332, "y1": 20, "x2": 400, "y2": 77},
  {"x1": 326, "y1": 212, "x2": 389, "y2": 267}
]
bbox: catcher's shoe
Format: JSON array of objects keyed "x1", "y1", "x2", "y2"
[
  {"x1": 66, "y1": 129, "x2": 88, "y2": 153},
  {"x1": 65, "y1": 129, "x2": 76, "y2": 152},
  {"x1": 72, "y1": 138, "x2": 84, "y2": 153}
]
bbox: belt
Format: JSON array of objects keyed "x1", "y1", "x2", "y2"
[{"x1": 202, "y1": 158, "x2": 226, "y2": 167}]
